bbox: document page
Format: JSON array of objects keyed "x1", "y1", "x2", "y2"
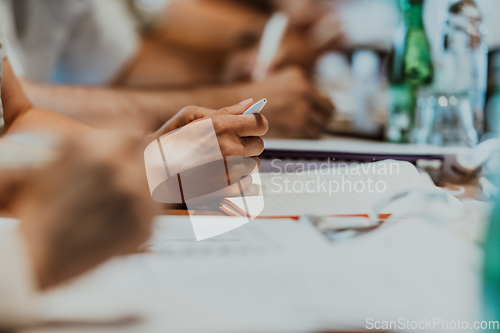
[
  {"x1": 38, "y1": 220, "x2": 479, "y2": 333},
  {"x1": 226, "y1": 160, "x2": 426, "y2": 217}
]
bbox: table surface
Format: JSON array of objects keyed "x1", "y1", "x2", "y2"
[{"x1": 2, "y1": 160, "x2": 486, "y2": 333}]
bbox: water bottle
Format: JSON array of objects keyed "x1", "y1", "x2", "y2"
[
  {"x1": 436, "y1": 0, "x2": 488, "y2": 137},
  {"x1": 386, "y1": 0, "x2": 434, "y2": 143}
]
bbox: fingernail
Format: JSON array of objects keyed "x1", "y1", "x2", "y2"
[{"x1": 239, "y1": 98, "x2": 253, "y2": 105}]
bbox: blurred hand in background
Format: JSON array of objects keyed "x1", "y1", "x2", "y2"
[
  {"x1": 165, "y1": 0, "x2": 345, "y2": 80},
  {"x1": 156, "y1": 0, "x2": 268, "y2": 56},
  {"x1": 223, "y1": 32, "x2": 322, "y2": 82},
  {"x1": 8, "y1": 0, "x2": 338, "y2": 142},
  {"x1": 152, "y1": 72, "x2": 334, "y2": 140},
  {"x1": 244, "y1": 68, "x2": 335, "y2": 139},
  {"x1": 273, "y1": 0, "x2": 323, "y2": 31},
  {"x1": 156, "y1": 0, "x2": 336, "y2": 139}
]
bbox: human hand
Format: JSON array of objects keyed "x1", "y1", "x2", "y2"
[
  {"x1": 224, "y1": 36, "x2": 317, "y2": 83},
  {"x1": 206, "y1": 99, "x2": 269, "y2": 157},
  {"x1": 150, "y1": 99, "x2": 269, "y2": 157},
  {"x1": 146, "y1": 99, "x2": 268, "y2": 206},
  {"x1": 13, "y1": 132, "x2": 160, "y2": 290},
  {"x1": 274, "y1": 0, "x2": 323, "y2": 31},
  {"x1": 154, "y1": 105, "x2": 217, "y2": 136},
  {"x1": 158, "y1": 0, "x2": 267, "y2": 55},
  {"x1": 245, "y1": 67, "x2": 334, "y2": 139},
  {"x1": 310, "y1": 11, "x2": 346, "y2": 50}
]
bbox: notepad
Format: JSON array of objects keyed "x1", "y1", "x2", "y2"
[{"x1": 222, "y1": 160, "x2": 432, "y2": 218}]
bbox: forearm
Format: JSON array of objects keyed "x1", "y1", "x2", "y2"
[
  {"x1": 21, "y1": 80, "x2": 177, "y2": 130},
  {"x1": 2, "y1": 59, "x2": 93, "y2": 139},
  {"x1": 156, "y1": 0, "x2": 267, "y2": 55},
  {"x1": 5, "y1": 107, "x2": 91, "y2": 138},
  {"x1": 21, "y1": 80, "x2": 257, "y2": 131},
  {"x1": 115, "y1": 40, "x2": 224, "y2": 89}
]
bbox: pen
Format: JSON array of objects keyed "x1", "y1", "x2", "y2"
[
  {"x1": 243, "y1": 99, "x2": 267, "y2": 115},
  {"x1": 252, "y1": 12, "x2": 289, "y2": 82}
]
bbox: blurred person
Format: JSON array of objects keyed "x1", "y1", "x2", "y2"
[
  {"x1": 1, "y1": 0, "x2": 333, "y2": 139},
  {"x1": 0, "y1": 0, "x2": 270, "y2": 184},
  {"x1": 1, "y1": 53, "x2": 270, "y2": 205},
  {"x1": 156, "y1": 0, "x2": 341, "y2": 79},
  {"x1": 154, "y1": 0, "x2": 500, "y2": 76},
  {"x1": 0, "y1": 12, "x2": 268, "y2": 331},
  {"x1": 135, "y1": 0, "x2": 270, "y2": 57},
  {"x1": 0, "y1": 0, "x2": 269, "y2": 294},
  {"x1": 1, "y1": 49, "x2": 268, "y2": 167},
  {"x1": 154, "y1": 0, "x2": 404, "y2": 72},
  {"x1": 0, "y1": 5, "x2": 270, "y2": 208}
]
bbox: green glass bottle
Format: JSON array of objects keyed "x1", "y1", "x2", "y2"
[{"x1": 386, "y1": 0, "x2": 434, "y2": 143}]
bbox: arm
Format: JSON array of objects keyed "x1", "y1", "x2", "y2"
[
  {"x1": 20, "y1": 78, "x2": 252, "y2": 130},
  {"x1": 115, "y1": 0, "x2": 272, "y2": 89},
  {"x1": 2, "y1": 60, "x2": 92, "y2": 137},
  {"x1": 154, "y1": 0, "x2": 267, "y2": 56},
  {"x1": 21, "y1": 67, "x2": 334, "y2": 138},
  {"x1": 114, "y1": 39, "x2": 224, "y2": 89}
]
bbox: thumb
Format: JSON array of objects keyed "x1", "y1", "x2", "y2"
[{"x1": 218, "y1": 98, "x2": 254, "y2": 115}]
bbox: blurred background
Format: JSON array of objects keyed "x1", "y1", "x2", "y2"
[{"x1": 128, "y1": 0, "x2": 500, "y2": 145}]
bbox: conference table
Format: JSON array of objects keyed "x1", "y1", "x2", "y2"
[
  {"x1": 4, "y1": 138, "x2": 488, "y2": 333},
  {"x1": 16, "y1": 182, "x2": 484, "y2": 333}
]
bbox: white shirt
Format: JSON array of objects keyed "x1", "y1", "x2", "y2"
[{"x1": 0, "y1": 0, "x2": 139, "y2": 85}]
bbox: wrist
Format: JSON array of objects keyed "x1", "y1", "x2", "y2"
[{"x1": 143, "y1": 132, "x2": 159, "y2": 146}]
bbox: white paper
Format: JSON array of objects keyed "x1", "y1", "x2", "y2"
[
  {"x1": 227, "y1": 160, "x2": 427, "y2": 217},
  {"x1": 148, "y1": 216, "x2": 328, "y2": 255},
  {"x1": 36, "y1": 219, "x2": 481, "y2": 333}
]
